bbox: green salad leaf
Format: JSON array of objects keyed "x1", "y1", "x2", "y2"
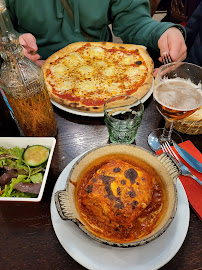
[
  {"x1": 30, "y1": 173, "x2": 43, "y2": 184},
  {"x1": 0, "y1": 145, "x2": 48, "y2": 198}
]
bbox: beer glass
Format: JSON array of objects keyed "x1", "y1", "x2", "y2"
[{"x1": 148, "y1": 62, "x2": 202, "y2": 151}]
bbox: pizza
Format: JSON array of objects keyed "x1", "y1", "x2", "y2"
[{"x1": 42, "y1": 42, "x2": 154, "y2": 113}]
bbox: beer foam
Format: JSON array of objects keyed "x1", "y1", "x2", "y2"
[{"x1": 154, "y1": 78, "x2": 202, "y2": 111}]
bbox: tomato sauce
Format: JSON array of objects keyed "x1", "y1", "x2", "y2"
[
  {"x1": 76, "y1": 155, "x2": 165, "y2": 243},
  {"x1": 47, "y1": 43, "x2": 151, "y2": 109}
]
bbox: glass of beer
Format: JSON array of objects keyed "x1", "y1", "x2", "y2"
[{"x1": 148, "y1": 62, "x2": 202, "y2": 151}]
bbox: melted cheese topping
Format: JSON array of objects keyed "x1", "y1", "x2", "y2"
[
  {"x1": 46, "y1": 44, "x2": 149, "y2": 105},
  {"x1": 77, "y1": 159, "x2": 164, "y2": 243}
]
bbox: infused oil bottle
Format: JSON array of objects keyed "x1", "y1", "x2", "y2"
[{"x1": 0, "y1": 0, "x2": 57, "y2": 136}]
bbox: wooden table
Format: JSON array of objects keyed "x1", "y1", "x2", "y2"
[{"x1": 0, "y1": 94, "x2": 201, "y2": 270}]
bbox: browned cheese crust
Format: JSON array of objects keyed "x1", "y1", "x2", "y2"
[{"x1": 42, "y1": 42, "x2": 154, "y2": 113}]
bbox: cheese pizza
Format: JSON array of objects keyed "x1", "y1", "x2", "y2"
[{"x1": 42, "y1": 42, "x2": 154, "y2": 113}]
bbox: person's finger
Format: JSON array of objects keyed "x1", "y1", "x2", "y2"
[
  {"x1": 153, "y1": 66, "x2": 162, "y2": 77},
  {"x1": 23, "y1": 50, "x2": 41, "y2": 62},
  {"x1": 157, "y1": 33, "x2": 169, "y2": 63},
  {"x1": 168, "y1": 41, "x2": 184, "y2": 62},
  {"x1": 35, "y1": 59, "x2": 45, "y2": 67},
  {"x1": 19, "y1": 33, "x2": 38, "y2": 52},
  {"x1": 21, "y1": 44, "x2": 38, "y2": 55},
  {"x1": 158, "y1": 52, "x2": 172, "y2": 65},
  {"x1": 169, "y1": 44, "x2": 187, "y2": 62}
]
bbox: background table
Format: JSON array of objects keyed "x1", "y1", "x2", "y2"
[{"x1": 0, "y1": 94, "x2": 201, "y2": 270}]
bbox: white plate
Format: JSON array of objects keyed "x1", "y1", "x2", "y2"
[
  {"x1": 51, "y1": 81, "x2": 153, "y2": 117},
  {"x1": 50, "y1": 153, "x2": 190, "y2": 270},
  {"x1": 0, "y1": 137, "x2": 56, "y2": 202}
]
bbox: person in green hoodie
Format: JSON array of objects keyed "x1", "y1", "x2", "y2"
[{"x1": 5, "y1": 0, "x2": 187, "y2": 68}]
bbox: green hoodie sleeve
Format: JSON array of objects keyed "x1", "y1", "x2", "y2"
[
  {"x1": 5, "y1": 0, "x2": 185, "y2": 58},
  {"x1": 110, "y1": 0, "x2": 185, "y2": 51}
]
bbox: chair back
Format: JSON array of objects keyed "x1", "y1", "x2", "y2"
[{"x1": 171, "y1": 0, "x2": 199, "y2": 22}]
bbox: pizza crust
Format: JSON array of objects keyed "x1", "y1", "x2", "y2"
[{"x1": 42, "y1": 42, "x2": 154, "y2": 113}]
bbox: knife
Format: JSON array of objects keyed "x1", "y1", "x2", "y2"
[{"x1": 173, "y1": 142, "x2": 202, "y2": 173}]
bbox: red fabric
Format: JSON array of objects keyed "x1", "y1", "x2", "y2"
[
  {"x1": 180, "y1": 21, "x2": 187, "y2": 27},
  {"x1": 156, "y1": 140, "x2": 202, "y2": 221}
]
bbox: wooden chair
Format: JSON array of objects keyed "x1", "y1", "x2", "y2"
[
  {"x1": 170, "y1": 0, "x2": 199, "y2": 22},
  {"x1": 149, "y1": 0, "x2": 161, "y2": 16}
]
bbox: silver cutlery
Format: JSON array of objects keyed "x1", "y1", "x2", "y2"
[
  {"x1": 161, "y1": 52, "x2": 172, "y2": 65},
  {"x1": 161, "y1": 141, "x2": 202, "y2": 186},
  {"x1": 173, "y1": 142, "x2": 202, "y2": 173}
]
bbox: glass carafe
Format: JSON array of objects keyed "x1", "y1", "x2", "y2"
[{"x1": 0, "y1": 0, "x2": 57, "y2": 137}]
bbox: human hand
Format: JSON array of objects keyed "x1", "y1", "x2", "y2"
[
  {"x1": 19, "y1": 33, "x2": 41, "y2": 64},
  {"x1": 35, "y1": 60, "x2": 45, "y2": 67},
  {"x1": 153, "y1": 27, "x2": 187, "y2": 76},
  {"x1": 158, "y1": 27, "x2": 187, "y2": 63}
]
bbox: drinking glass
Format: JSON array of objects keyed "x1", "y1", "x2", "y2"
[
  {"x1": 104, "y1": 95, "x2": 144, "y2": 144},
  {"x1": 148, "y1": 62, "x2": 202, "y2": 151}
]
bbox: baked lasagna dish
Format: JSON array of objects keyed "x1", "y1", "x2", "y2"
[{"x1": 76, "y1": 157, "x2": 165, "y2": 243}]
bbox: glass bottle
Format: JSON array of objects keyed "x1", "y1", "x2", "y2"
[
  {"x1": 0, "y1": 0, "x2": 57, "y2": 137},
  {"x1": 0, "y1": 89, "x2": 20, "y2": 136}
]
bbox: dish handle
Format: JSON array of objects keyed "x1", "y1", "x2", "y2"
[
  {"x1": 157, "y1": 153, "x2": 181, "y2": 185},
  {"x1": 55, "y1": 190, "x2": 76, "y2": 221}
]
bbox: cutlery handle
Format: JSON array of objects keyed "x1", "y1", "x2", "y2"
[
  {"x1": 189, "y1": 174, "x2": 202, "y2": 186},
  {"x1": 173, "y1": 142, "x2": 202, "y2": 173}
]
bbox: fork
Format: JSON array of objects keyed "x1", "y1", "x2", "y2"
[
  {"x1": 161, "y1": 52, "x2": 172, "y2": 65},
  {"x1": 161, "y1": 141, "x2": 202, "y2": 186}
]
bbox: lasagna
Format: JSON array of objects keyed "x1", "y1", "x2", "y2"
[{"x1": 76, "y1": 158, "x2": 165, "y2": 243}]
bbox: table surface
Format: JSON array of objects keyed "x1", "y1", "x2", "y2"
[{"x1": 0, "y1": 93, "x2": 201, "y2": 270}]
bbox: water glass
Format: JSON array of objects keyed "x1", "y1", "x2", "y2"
[{"x1": 104, "y1": 95, "x2": 144, "y2": 144}]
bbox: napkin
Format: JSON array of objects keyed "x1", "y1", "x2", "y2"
[{"x1": 156, "y1": 140, "x2": 202, "y2": 221}]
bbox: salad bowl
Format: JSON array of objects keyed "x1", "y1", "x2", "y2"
[{"x1": 0, "y1": 137, "x2": 56, "y2": 202}]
